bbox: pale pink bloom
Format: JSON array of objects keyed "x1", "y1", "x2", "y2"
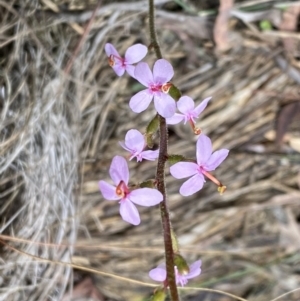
[
  {"x1": 166, "y1": 96, "x2": 211, "y2": 134},
  {"x1": 105, "y1": 43, "x2": 147, "y2": 77},
  {"x1": 99, "y1": 156, "x2": 163, "y2": 225},
  {"x1": 149, "y1": 260, "x2": 202, "y2": 287},
  {"x1": 170, "y1": 134, "x2": 229, "y2": 196},
  {"x1": 129, "y1": 59, "x2": 176, "y2": 118},
  {"x1": 119, "y1": 129, "x2": 159, "y2": 162}
]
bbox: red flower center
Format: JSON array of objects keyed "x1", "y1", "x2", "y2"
[{"x1": 116, "y1": 180, "x2": 129, "y2": 198}]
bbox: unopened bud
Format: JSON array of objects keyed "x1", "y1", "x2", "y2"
[
  {"x1": 171, "y1": 228, "x2": 179, "y2": 253},
  {"x1": 167, "y1": 154, "x2": 186, "y2": 164},
  {"x1": 146, "y1": 134, "x2": 154, "y2": 148},
  {"x1": 168, "y1": 84, "x2": 182, "y2": 101},
  {"x1": 174, "y1": 254, "x2": 190, "y2": 275},
  {"x1": 146, "y1": 115, "x2": 160, "y2": 147},
  {"x1": 151, "y1": 288, "x2": 166, "y2": 301},
  {"x1": 139, "y1": 179, "x2": 157, "y2": 188},
  {"x1": 147, "y1": 115, "x2": 159, "y2": 135}
]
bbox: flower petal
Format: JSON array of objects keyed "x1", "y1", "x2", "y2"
[
  {"x1": 166, "y1": 113, "x2": 185, "y2": 125},
  {"x1": 179, "y1": 174, "x2": 205, "y2": 196},
  {"x1": 177, "y1": 96, "x2": 195, "y2": 114},
  {"x1": 196, "y1": 134, "x2": 212, "y2": 166},
  {"x1": 204, "y1": 149, "x2": 229, "y2": 171},
  {"x1": 134, "y1": 62, "x2": 153, "y2": 87},
  {"x1": 124, "y1": 129, "x2": 145, "y2": 153},
  {"x1": 193, "y1": 97, "x2": 211, "y2": 116},
  {"x1": 154, "y1": 94, "x2": 176, "y2": 118},
  {"x1": 119, "y1": 200, "x2": 140, "y2": 225},
  {"x1": 186, "y1": 260, "x2": 202, "y2": 279},
  {"x1": 109, "y1": 156, "x2": 129, "y2": 185},
  {"x1": 104, "y1": 43, "x2": 120, "y2": 57},
  {"x1": 119, "y1": 141, "x2": 131, "y2": 153},
  {"x1": 170, "y1": 162, "x2": 198, "y2": 179},
  {"x1": 125, "y1": 64, "x2": 135, "y2": 78},
  {"x1": 153, "y1": 59, "x2": 174, "y2": 84},
  {"x1": 125, "y1": 44, "x2": 148, "y2": 64},
  {"x1": 98, "y1": 181, "x2": 120, "y2": 201},
  {"x1": 129, "y1": 90, "x2": 153, "y2": 113},
  {"x1": 112, "y1": 65, "x2": 125, "y2": 77},
  {"x1": 140, "y1": 149, "x2": 159, "y2": 161},
  {"x1": 129, "y1": 188, "x2": 163, "y2": 206},
  {"x1": 149, "y1": 267, "x2": 167, "y2": 282}
]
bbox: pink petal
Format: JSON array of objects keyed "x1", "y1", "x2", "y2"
[
  {"x1": 149, "y1": 267, "x2": 167, "y2": 282},
  {"x1": 119, "y1": 200, "x2": 140, "y2": 225},
  {"x1": 119, "y1": 141, "x2": 131, "y2": 152},
  {"x1": 154, "y1": 94, "x2": 176, "y2": 118},
  {"x1": 129, "y1": 90, "x2": 153, "y2": 113},
  {"x1": 125, "y1": 44, "x2": 148, "y2": 64},
  {"x1": 112, "y1": 65, "x2": 125, "y2": 77},
  {"x1": 125, "y1": 129, "x2": 145, "y2": 153},
  {"x1": 166, "y1": 113, "x2": 185, "y2": 125},
  {"x1": 179, "y1": 174, "x2": 205, "y2": 196},
  {"x1": 129, "y1": 188, "x2": 163, "y2": 206},
  {"x1": 153, "y1": 59, "x2": 174, "y2": 84},
  {"x1": 98, "y1": 181, "x2": 120, "y2": 201},
  {"x1": 109, "y1": 156, "x2": 129, "y2": 185},
  {"x1": 104, "y1": 43, "x2": 120, "y2": 57},
  {"x1": 170, "y1": 162, "x2": 198, "y2": 179},
  {"x1": 125, "y1": 64, "x2": 135, "y2": 78},
  {"x1": 196, "y1": 134, "x2": 212, "y2": 166},
  {"x1": 134, "y1": 62, "x2": 153, "y2": 87},
  {"x1": 204, "y1": 149, "x2": 229, "y2": 171},
  {"x1": 177, "y1": 96, "x2": 195, "y2": 114},
  {"x1": 186, "y1": 260, "x2": 202, "y2": 279},
  {"x1": 140, "y1": 149, "x2": 159, "y2": 161},
  {"x1": 193, "y1": 97, "x2": 211, "y2": 116}
]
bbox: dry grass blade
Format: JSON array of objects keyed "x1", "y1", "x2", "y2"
[{"x1": 0, "y1": 1, "x2": 79, "y2": 300}]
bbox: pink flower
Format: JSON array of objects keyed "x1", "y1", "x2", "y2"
[
  {"x1": 119, "y1": 129, "x2": 159, "y2": 162},
  {"x1": 99, "y1": 156, "x2": 163, "y2": 225},
  {"x1": 105, "y1": 43, "x2": 148, "y2": 77},
  {"x1": 166, "y1": 96, "x2": 211, "y2": 134},
  {"x1": 170, "y1": 134, "x2": 229, "y2": 196},
  {"x1": 149, "y1": 260, "x2": 202, "y2": 287},
  {"x1": 129, "y1": 59, "x2": 176, "y2": 118}
]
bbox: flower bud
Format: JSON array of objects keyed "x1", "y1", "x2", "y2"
[
  {"x1": 139, "y1": 179, "x2": 157, "y2": 188},
  {"x1": 151, "y1": 288, "x2": 166, "y2": 301},
  {"x1": 171, "y1": 228, "x2": 179, "y2": 253},
  {"x1": 174, "y1": 254, "x2": 190, "y2": 275},
  {"x1": 146, "y1": 115, "x2": 160, "y2": 148},
  {"x1": 168, "y1": 84, "x2": 182, "y2": 101},
  {"x1": 167, "y1": 154, "x2": 186, "y2": 164},
  {"x1": 146, "y1": 115, "x2": 159, "y2": 135}
]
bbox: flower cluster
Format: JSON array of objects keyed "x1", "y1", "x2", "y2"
[{"x1": 100, "y1": 42, "x2": 229, "y2": 291}]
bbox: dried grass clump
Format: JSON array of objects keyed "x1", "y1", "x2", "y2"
[{"x1": 0, "y1": 2, "x2": 79, "y2": 300}]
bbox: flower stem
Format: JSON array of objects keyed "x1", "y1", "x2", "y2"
[{"x1": 148, "y1": 1, "x2": 179, "y2": 300}]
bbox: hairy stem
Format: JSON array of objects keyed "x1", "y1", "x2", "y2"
[{"x1": 148, "y1": 1, "x2": 179, "y2": 300}]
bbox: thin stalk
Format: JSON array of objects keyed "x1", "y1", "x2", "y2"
[{"x1": 148, "y1": 1, "x2": 179, "y2": 300}]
